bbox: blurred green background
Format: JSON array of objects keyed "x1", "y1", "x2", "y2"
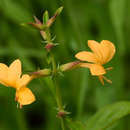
[{"x1": 0, "y1": 0, "x2": 130, "y2": 129}]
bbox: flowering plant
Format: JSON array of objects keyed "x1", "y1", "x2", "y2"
[{"x1": 0, "y1": 6, "x2": 130, "y2": 130}]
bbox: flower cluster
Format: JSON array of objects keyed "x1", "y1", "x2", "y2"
[
  {"x1": 0, "y1": 40, "x2": 115, "y2": 107},
  {"x1": 0, "y1": 7, "x2": 116, "y2": 109}
]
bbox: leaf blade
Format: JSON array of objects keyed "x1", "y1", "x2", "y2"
[{"x1": 86, "y1": 101, "x2": 130, "y2": 130}]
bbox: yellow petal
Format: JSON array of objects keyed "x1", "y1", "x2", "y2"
[
  {"x1": 75, "y1": 51, "x2": 98, "y2": 63},
  {"x1": 16, "y1": 74, "x2": 32, "y2": 89},
  {"x1": 80, "y1": 63, "x2": 106, "y2": 76},
  {"x1": 88, "y1": 40, "x2": 115, "y2": 64},
  {"x1": 0, "y1": 63, "x2": 9, "y2": 86},
  {"x1": 8, "y1": 59, "x2": 21, "y2": 86},
  {"x1": 16, "y1": 87, "x2": 35, "y2": 106},
  {"x1": 0, "y1": 63, "x2": 8, "y2": 71},
  {"x1": 100, "y1": 40, "x2": 115, "y2": 64},
  {"x1": 88, "y1": 40, "x2": 103, "y2": 64}
]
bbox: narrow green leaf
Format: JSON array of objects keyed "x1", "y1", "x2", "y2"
[{"x1": 85, "y1": 101, "x2": 130, "y2": 130}]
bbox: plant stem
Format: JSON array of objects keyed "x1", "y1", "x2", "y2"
[
  {"x1": 50, "y1": 52, "x2": 57, "y2": 73},
  {"x1": 54, "y1": 78, "x2": 63, "y2": 110},
  {"x1": 61, "y1": 118, "x2": 65, "y2": 130},
  {"x1": 53, "y1": 71, "x2": 66, "y2": 130},
  {"x1": 44, "y1": 25, "x2": 66, "y2": 130},
  {"x1": 50, "y1": 52, "x2": 66, "y2": 130}
]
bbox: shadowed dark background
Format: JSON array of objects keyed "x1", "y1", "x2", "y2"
[{"x1": 0, "y1": 0, "x2": 130, "y2": 129}]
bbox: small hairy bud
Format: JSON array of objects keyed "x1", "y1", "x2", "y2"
[{"x1": 60, "y1": 61, "x2": 80, "y2": 72}]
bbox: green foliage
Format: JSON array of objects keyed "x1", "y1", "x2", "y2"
[
  {"x1": 0, "y1": 0, "x2": 130, "y2": 130},
  {"x1": 86, "y1": 101, "x2": 130, "y2": 130}
]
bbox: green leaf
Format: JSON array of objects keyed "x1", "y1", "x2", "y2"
[
  {"x1": 66, "y1": 118, "x2": 85, "y2": 130},
  {"x1": 85, "y1": 101, "x2": 130, "y2": 130}
]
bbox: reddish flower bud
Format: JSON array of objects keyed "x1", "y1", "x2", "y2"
[
  {"x1": 31, "y1": 69, "x2": 51, "y2": 78},
  {"x1": 60, "y1": 61, "x2": 80, "y2": 72},
  {"x1": 45, "y1": 43, "x2": 55, "y2": 51},
  {"x1": 46, "y1": 6, "x2": 63, "y2": 28}
]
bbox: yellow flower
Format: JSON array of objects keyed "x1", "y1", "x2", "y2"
[
  {"x1": 75, "y1": 40, "x2": 116, "y2": 85},
  {"x1": 0, "y1": 59, "x2": 35, "y2": 108}
]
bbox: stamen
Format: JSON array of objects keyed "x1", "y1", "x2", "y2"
[
  {"x1": 102, "y1": 76, "x2": 112, "y2": 84},
  {"x1": 98, "y1": 75, "x2": 104, "y2": 85},
  {"x1": 105, "y1": 67, "x2": 113, "y2": 71}
]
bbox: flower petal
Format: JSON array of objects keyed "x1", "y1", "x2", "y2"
[
  {"x1": 100, "y1": 40, "x2": 115, "y2": 64},
  {"x1": 75, "y1": 51, "x2": 98, "y2": 63},
  {"x1": 16, "y1": 74, "x2": 32, "y2": 89},
  {"x1": 88, "y1": 40, "x2": 115, "y2": 64},
  {"x1": 88, "y1": 40, "x2": 103, "y2": 64},
  {"x1": 16, "y1": 87, "x2": 35, "y2": 106},
  {"x1": 8, "y1": 59, "x2": 21, "y2": 86},
  {"x1": 80, "y1": 63, "x2": 106, "y2": 76}
]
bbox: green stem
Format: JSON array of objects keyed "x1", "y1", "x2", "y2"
[
  {"x1": 61, "y1": 118, "x2": 65, "y2": 130},
  {"x1": 54, "y1": 78, "x2": 63, "y2": 110},
  {"x1": 50, "y1": 52, "x2": 57, "y2": 73},
  {"x1": 45, "y1": 27, "x2": 66, "y2": 130},
  {"x1": 50, "y1": 50, "x2": 66, "y2": 130}
]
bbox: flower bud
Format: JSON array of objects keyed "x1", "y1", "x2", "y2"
[
  {"x1": 55, "y1": 6, "x2": 63, "y2": 16},
  {"x1": 31, "y1": 68, "x2": 51, "y2": 78},
  {"x1": 60, "y1": 61, "x2": 80, "y2": 72},
  {"x1": 56, "y1": 109, "x2": 70, "y2": 118},
  {"x1": 28, "y1": 16, "x2": 47, "y2": 30},
  {"x1": 40, "y1": 30, "x2": 47, "y2": 40},
  {"x1": 47, "y1": 6, "x2": 63, "y2": 28},
  {"x1": 34, "y1": 16, "x2": 42, "y2": 24},
  {"x1": 45, "y1": 43, "x2": 56, "y2": 51},
  {"x1": 43, "y1": 10, "x2": 49, "y2": 24},
  {"x1": 27, "y1": 23, "x2": 43, "y2": 30}
]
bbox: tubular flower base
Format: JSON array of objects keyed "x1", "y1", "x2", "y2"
[
  {"x1": 0, "y1": 59, "x2": 35, "y2": 108},
  {"x1": 75, "y1": 40, "x2": 116, "y2": 85}
]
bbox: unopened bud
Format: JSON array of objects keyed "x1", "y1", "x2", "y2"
[
  {"x1": 33, "y1": 16, "x2": 42, "y2": 24},
  {"x1": 40, "y1": 30, "x2": 47, "y2": 40},
  {"x1": 60, "y1": 61, "x2": 80, "y2": 72},
  {"x1": 31, "y1": 68, "x2": 51, "y2": 78},
  {"x1": 57, "y1": 109, "x2": 70, "y2": 118},
  {"x1": 47, "y1": 6, "x2": 63, "y2": 28},
  {"x1": 43, "y1": 10, "x2": 49, "y2": 24},
  {"x1": 55, "y1": 6, "x2": 63, "y2": 16},
  {"x1": 28, "y1": 16, "x2": 47, "y2": 30},
  {"x1": 45, "y1": 43, "x2": 56, "y2": 51},
  {"x1": 57, "y1": 111, "x2": 66, "y2": 118},
  {"x1": 28, "y1": 23, "x2": 43, "y2": 30}
]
